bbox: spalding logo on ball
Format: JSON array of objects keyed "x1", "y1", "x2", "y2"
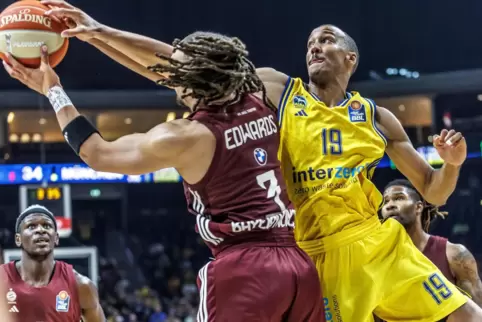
[{"x1": 0, "y1": 0, "x2": 69, "y2": 68}]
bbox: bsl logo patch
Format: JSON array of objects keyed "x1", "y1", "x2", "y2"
[
  {"x1": 348, "y1": 101, "x2": 366, "y2": 123},
  {"x1": 55, "y1": 291, "x2": 70, "y2": 312}
]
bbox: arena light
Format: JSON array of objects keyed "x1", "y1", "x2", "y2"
[
  {"x1": 183, "y1": 112, "x2": 190, "y2": 118},
  {"x1": 32, "y1": 133, "x2": 42, "y2": 142},
  {"x1": 477, "y1": 94, "x2": 482, "y2": 101},
  {"x1": 39, "y1": 118, "x2": 47, "y2": 125},
  {"x1": 166, "y1": 112, "x2": 176, "y2": 122},
  {"x1": 9, "y1": 134, "x2": 18, "y2": 143},
  {"x1": 7, "y1": 112, "x2": 14, "y2": 124},
  {"x1": 124, "y1": 118, "x2": 132, "y2": 125},
  {"x1": 20, "y1": 133, "x2": 30, "y2": 143}
]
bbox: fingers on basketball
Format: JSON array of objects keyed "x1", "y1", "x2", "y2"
[
  {"x1": 41, "y1": 0, "x2": 76, "y2": 10},
  {"x1": 61, "y1": 26, "x2": 86, "y2": 38},
  {"x1": 45, "y1": 8, "x2": 81, "y2": 20},
  {"x1": 2, "y1": 61, "x2": 18, "y2": 79},
  {"x1": 40, "y1": 46, "x2": 50, "y2": 67}
]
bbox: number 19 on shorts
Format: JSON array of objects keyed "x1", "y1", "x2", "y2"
[{"x1": 423, "y1": 273, "x2": 453, "y2": 304}]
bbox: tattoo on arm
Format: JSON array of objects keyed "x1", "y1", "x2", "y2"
[{"x1": 451, "y1": 245, "x2": 482, "y2": 307}]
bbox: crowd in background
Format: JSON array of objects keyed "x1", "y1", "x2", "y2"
[
  {"x1": 99, "y1": 254, "x2": 198, "y2": 322},
  {"x1": 0, "y1": 160, "x2": 480, "y2": 321}
]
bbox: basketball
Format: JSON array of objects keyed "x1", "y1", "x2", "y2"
[{"x1": 0, "y1": 0, "x2": 69, "y2": 68}]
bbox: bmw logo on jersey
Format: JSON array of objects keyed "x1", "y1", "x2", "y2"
[{"x1": 254, "y1": 148, "x2": 268, "y2": 166}]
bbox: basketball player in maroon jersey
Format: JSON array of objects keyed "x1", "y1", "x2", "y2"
[
  {"x1": 382, "y1": 179, "x2": 482, "y2": 306},
  {"x1": 0, "y1": 205, "x2": 105, "y2": 322},
  {"x1": 3, "y1": 32, "x2": 324, "y2": 321}
]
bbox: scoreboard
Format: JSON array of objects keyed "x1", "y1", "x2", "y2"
[{"x1": 19, "y1": 184, "x2": 72, "y2": 238}]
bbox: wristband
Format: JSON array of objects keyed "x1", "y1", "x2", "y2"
[
  {"x1": 62, "y1": 115, "x2": 100, "y2": 155},
  {"x1": 47, "y1": 86, "x2": 73, "y2": 113}
]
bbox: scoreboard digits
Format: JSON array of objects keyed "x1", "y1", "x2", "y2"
[
  {"x1": 19, "y1": 184, "x2": 72, "y2": 238},
  {"x1": 33, "y1": 187, "x2": 62, "y2": 201}
]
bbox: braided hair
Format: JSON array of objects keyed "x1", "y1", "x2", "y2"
[
  {"x1": 384, "y1": 179, "x2": 447, "y2": 232},
  {"x1": 148, "y1": 31, "x2": 275, "y2": 111}
]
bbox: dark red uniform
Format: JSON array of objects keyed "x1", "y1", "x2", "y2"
[
  {"x1": 184, "y1": 94, "x2": 324, "y2": 322},
  {"x1": 1, "y1": 261, "x2": 81, "y2": 322},
  {"x1": 423, "y1": 235, "x2": 456, "y2": 284}
]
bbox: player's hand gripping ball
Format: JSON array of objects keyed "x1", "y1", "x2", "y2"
[
  {"x1": 3, "y1": 45, "x2": 60, "y2": 96},
  {"x1": 0, "y1": 0, "x2": 69, "y2": 68},
  {"x1": 41, "y1": 0, "x2": 103, "y2": 42}
]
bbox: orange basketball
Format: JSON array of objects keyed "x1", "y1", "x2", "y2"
[{"x1": 0, "y1": 0, "x2": 69, "y2": 68}]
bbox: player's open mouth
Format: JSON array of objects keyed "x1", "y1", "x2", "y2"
[
  {"x1": 309, "y1": 58, "x2": 325, "y2": 66},
  {"x1": 34, "y1": 237, "x2": 49, "y2": 245}
]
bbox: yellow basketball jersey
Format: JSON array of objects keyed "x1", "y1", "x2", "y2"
[{"x1": 277, "y1": 77, "x2": 387, "y2": 243}]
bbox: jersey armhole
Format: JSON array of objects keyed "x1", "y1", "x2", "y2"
[
  {"x1": 66, "y1": 264, "x2": 81, "y2": 303},
  {"x1": 366, "y1": 98, "x2": 388, "y2": 146},
  {"x1": 188, "y1": 119, "x2": 223, "y2": 188},
  {"x1": 277, "y1": 77, "x2": 295, "y2": 128}
]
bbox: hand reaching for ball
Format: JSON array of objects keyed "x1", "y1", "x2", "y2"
[
  {"x1": 3, "y1": 46, "x2": 60, "y2": 96},
  {"x1": 41, "y1": 0, "x2": 103, "y2": 42}
]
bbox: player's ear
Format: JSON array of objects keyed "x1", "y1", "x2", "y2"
[
  {"x1": 415, "y1": 201, "x2": 424, "y2": 215},
  {"x1": 54, "y1": 232, "x2": 60, "y2": 246},
  {"x1": 15, "y1": 233, "x2": 21, "y2": 247},
  {"x1": 346, "y1": 52, "x2": 357, "y2": 70}
]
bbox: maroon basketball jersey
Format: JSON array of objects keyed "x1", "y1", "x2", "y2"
[
  {"x1": 2, "y1": 260, "x2": 81, "y2": 322},
  {"x1": 422, "y1": 235, "x2": 456, "y2": 284},
  {"x1": 183, "y1": 94, "x2": 296, "y2": 255}
]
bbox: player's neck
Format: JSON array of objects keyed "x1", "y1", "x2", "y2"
[
  {"x1": 407, "y1": 225, "x2": 430, "y2": 252},
  {"x1": 309, "y1": 78, "x2": 348, "y2": 107},
  {"x1": 18, "y1": 255, "x2": 55, "y2": 286}
]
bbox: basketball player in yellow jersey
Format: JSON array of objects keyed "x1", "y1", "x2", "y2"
[
  {"x1": 35, "y1": 5, "x2": 482, "y2": 320},
  {"x1": 259, "y1": 25, "x2": 482, "y2": 321}
]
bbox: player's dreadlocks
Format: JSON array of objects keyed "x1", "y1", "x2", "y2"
[
  {"x1": 385, "y1": 179, "x2": 447, "y2": 232},
  {"x1": 148, "y1": 31, "x2": 275, "y2": 111}
]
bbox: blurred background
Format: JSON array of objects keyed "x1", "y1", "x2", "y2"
[{"x1": 1, "y1": 0, "x2": 482, "y2": 321}]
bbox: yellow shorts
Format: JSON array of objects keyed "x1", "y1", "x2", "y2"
[{"x1": 298, "y1": 217, "x2": 467, "y2": 322}]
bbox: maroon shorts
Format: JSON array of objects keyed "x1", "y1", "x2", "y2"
[{"x1": 196, "y1": 245, "x2": 324, "y2": 322}]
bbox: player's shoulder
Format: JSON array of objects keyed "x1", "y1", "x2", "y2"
[
  {"x1": 72, "y1": 270, "x2": 92, "y2": 286},
  {"x1": 72, "y1": 270, "x2": 100, "y2": 309},
  {"x1": 280, "y1": 78, "x2": 313, "y2": 108},
  {"x1": 73, "y1": 270, "x2": 97, "y2": 295},
  {"x1": 446, "y1": 242, "x2": 476, "y2": 264},
  {"x1": 149, "y1": 118, "x2": 213, "y2": 142},
  {"x1": 256, "y1": 68, "x2": 290, "y2": 85},
  {"x1": 352, "y1": 92, "x2": 377, "y2": 106}
]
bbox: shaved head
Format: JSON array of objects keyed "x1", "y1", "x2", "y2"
[{"x1": 310, "y1": 25, "x2": 359, "y2": 74}]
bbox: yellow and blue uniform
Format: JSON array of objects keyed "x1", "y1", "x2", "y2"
[{"x1": 277, "y1": 77, "x2": 467, "y2": 321}]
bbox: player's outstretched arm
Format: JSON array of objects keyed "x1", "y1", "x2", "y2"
[
  {"x1": 88, "y1": 38, "x2": 167, "y2": 83},
  {"x1": 74, "y1": 271, "x2": 105, "y2": 322},
  {"x1": 42, "y1": 0, "x2": 173, "y2": 77},
  {"x1": 447, "y1": 243, "x2": 482, "y2": 307},
  {"x1": 3, "y1": 46, "x2": 207, "y2": 175},
  {"x1": 376, "y1": 106, "x2": 465, "y2": 205}
]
